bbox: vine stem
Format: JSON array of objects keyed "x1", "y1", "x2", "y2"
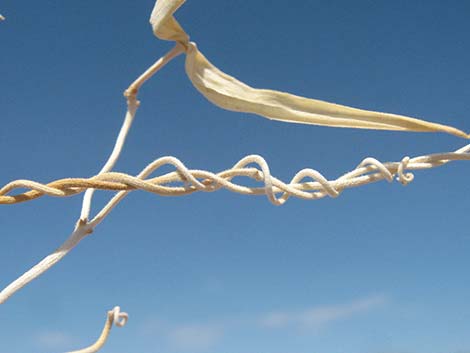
[
  {"x1": 80, "y1": 43, "x2": 185, "y2": 221},
  {"x1": 0, "y1": 44, "x2": 184, "y2": 305},
  {"x1": 66, "y1": 306, "x2": 128, "y2": 353}
]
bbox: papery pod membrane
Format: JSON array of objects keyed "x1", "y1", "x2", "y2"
[
  {"x1": 150, "y1": 0, "x2": 188, "y2": 43},
  {"x1": 185, "y1": 42, "x2": 469, "y2": 136},
  {"x1": 150, "y1": 0, "x2": 469, "y2": 138}
]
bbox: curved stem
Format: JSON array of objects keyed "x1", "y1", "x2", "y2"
[
  {"x1": 66, "y1": 307, "x2": 128, "y2": 353},
  {"x1": 80, "y1": 97, "x2": 139, "y2": 221},
  {"x1": 124, "y1": 42, "x2": 185, "y2": 98}
]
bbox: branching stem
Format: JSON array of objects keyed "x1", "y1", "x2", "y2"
[{"x1": 0, "y1": 45, "x2": 183, "y2": 305}]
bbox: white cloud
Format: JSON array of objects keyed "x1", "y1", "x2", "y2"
[
  {"x1": 35, "y1": 330, "x2": 74, "y2": 349},
  {"x1": 139, "y1": 318, "x2": 167, "y2": 337},
  {"x1": 260, "y1": 294, "x2": 388, "y2": 331},
  {"x1": 138, "y1": 294, "x2": 388, "y2": 349},
  {"x1": 139, "y1": 319, "x2": 223, "y2": 352},
  {"x1": 167, "y1": 323, "x2": 223, "y2": 351}
]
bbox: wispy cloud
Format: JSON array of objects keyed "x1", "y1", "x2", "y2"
[
  {"x1": 139, "y1": 294, "x2": 388, "y2": 350},
  {"x1": 139, "y1": 319, "x2": 223, "y2": 352},
  {"x1": 260, "y1": 294, "x2": 388, "y2": 331},
  {"x1": 35, "y1": 330, "x2": 75, "y2": 349},
  {"x1": 167, "y1": 323, "x2": 223, "y2": 351}
]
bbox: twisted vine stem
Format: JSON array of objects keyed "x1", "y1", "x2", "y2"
[{"x1": 1, "y1": 146, "x2": 470, "y2": 207}]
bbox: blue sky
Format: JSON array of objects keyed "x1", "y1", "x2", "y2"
[{"x1": 1, "y1": 1, "x2": 470, "y2": 352}]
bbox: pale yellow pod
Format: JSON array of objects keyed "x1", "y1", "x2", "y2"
[
  {"x1": 149, "y1": 0, "x2": 188, "y2": 43},
  {"x1": 185, "y1": 42, "x2": 468, "y2": 137},
  {"x1": 150, "y1": 0, "x2": 468, "y2": 138}
]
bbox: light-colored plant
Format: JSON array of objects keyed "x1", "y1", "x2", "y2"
[{"x1": 1, "y1": 0, "x2": 469, "y2": 351}]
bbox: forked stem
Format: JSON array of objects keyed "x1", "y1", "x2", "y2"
[{"x1": 1, "y1": 44, "x2": 184, "y2": 305}]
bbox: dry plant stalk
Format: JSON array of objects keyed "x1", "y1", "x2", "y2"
[
  {"x1": 1, "y1": 0, "x2": 469, "y2": 352},
  {"x1": 66, "y1": 307, "x2": 128, "y2": 353}
]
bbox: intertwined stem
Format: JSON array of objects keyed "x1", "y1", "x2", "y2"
[{"x1": 1, "y1": 147, "x2": 470, "y2": 208}]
